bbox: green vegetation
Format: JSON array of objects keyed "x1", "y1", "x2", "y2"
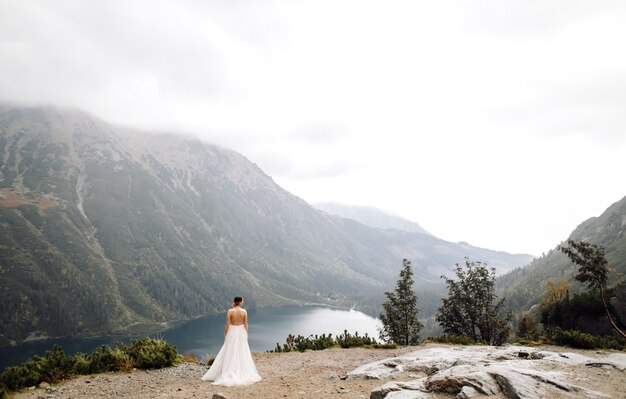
[
  {"x1": 424, "y1": 335, "x2": 476, "y2": 345},
  {"x1": 379, "y1": 259, "x2": 423, "y2": 345},
  {"x1": 498, "y1": 195, "x2": 626, "y2": 321},
  {"x1": 552, "y1": 329, "x2": 624, "y2": 350},
  {"x1": 268, "y1": 330, "x2": 378, "y2": 353},
  {"x1": 436, "y1": 259, "x2": 512, "y2": 345},
  {"x1": 0, "y1": 338, "x2": 180, "y2": 398},
  {"x1": 559, "y1": 240, "x2": 626, "y2": 339}
]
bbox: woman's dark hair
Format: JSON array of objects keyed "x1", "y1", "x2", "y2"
[{"x1": 233, "y1": 296, "x2": 243, "y2": 305}]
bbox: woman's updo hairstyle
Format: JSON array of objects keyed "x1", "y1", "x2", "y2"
[{"x1": 233, "y1": 296, "x2": 243, "y2": 306}]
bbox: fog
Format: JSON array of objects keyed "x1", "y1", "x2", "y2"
[{"x1": 2, "y1": 0, "x2": 625, "y2": 255}]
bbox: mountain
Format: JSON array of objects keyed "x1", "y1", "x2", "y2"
[
  {"x1": 497, "y1": 195, "x2": 626, "y2": 315},
  {"x1": 0, "y1": 105, "x2": 533, "y2": 343},
  {"x1": 315, "y1": 202, "x2": 433, "y2": 236},
  {"x1": 315, "y1": 202, "x2": 534, "y2": 278}
]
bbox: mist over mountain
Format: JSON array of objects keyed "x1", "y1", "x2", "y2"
[
  {"x1": 315, "y1": 202, "x2": 433, "y2": 236},
  {"x1": 0, "y1": 105, "x2": 533, "y2": 343}
]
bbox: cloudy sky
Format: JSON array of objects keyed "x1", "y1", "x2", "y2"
[{"x1": 1, "y1": 0, "x2": 625, "y2": 256}]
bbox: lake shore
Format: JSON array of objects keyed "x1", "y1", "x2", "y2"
[{"x1": 10, "y1": 343, "x2": 626, "y2": 399}]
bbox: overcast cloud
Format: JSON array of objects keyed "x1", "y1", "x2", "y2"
[{"x1": 1, "y1": 0, "x2": 625, "y2": 256}]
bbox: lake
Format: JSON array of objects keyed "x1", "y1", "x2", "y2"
[{"x1": 0, "y1": 306, "x2": 381, "y2": 370}]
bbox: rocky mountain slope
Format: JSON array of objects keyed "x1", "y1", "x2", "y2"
[
  {"x1": 0, "y1": 105, "x2": 533, "y2": 343},
  {"x1": 497, "y1": 195, "x2": 626, "y2": 314},
  {"x1": 315, "y1": 202, "x2": 433, "y2": 236}
]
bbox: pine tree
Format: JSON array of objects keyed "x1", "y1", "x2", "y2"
[
  {"x1": 435, "y1": 258, "x2": 511, "y2": 345},
  {"x1": 379, "y1": 259, "x2": 423, "y2": 345}
]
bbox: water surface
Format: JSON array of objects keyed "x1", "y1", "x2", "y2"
[{"x1": 0, "y1": 306, "x2": 381, "y2": 369}]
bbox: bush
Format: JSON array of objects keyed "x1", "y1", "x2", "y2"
[
  {"x1": 372, "y1": 343, "x2": 399, "y2": 349},
  {"x1": 513, "y1": 338, "x2": 544, "y2": 347},
  {"x1": 124, "y1": 338, "x2": 180, "y2": 369},
  {"x1": 268, "y1": 330, "x2": 379, "y2": 353},
  {"x1": 0, "y1": 345, "x2": 74, "y2": 390},
  {"x1": 87, "y1": 345, "x2": 133, "y2": 373},
  {"x1": 0, "y1": 338, "x2": 181, "y2": 396},
  {"x1": 552, "y1": 329, "x2": 625, "y2": 350},
  {"x1": 337, "y1": 330, "x2": 377, "y2": 348},
  {"x1": 425, "y1": 335, "x2": 475, "y2": 345}
]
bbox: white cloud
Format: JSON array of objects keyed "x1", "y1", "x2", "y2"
[{"x1": 1, "y1": 0, "x2": 625, "y2": 255}]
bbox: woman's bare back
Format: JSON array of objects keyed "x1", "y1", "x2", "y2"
[{"x1": 229, "y1": 308, "x2": 246, "y2": 325}]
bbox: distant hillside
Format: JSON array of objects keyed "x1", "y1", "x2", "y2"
[
  {"x1": 0, "y1": 105, "x2": 533, "y2": 343},
  {"x1": 497, "y1": 195, "x2": 626, "y2": 314},
  {"x1": 315, "y1": 202, "x2": 533, "y2": 277},
  {"x1": 315, "y1": 202, "x2": 433, "y2": 236}
]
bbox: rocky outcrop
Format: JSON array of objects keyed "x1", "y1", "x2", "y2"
[{"x1": 348, "y1": 346, "x2": 625, "y2": 399}]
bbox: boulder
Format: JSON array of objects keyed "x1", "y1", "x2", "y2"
[{"x1": 353, "y1": 345, "x2": 613, "y2": 399}]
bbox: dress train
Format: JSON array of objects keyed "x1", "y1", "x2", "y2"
[{"x1": 201, "y1": 325, "x2": 261, "y2": 386}]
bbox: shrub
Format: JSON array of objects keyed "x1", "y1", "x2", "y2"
[
  {"x1": 0, "y1": 345, "x2": 75, "y2": 391},
  {"x1": 0, "y1": 337, "x2": 181, "y2": 396},
  {"x1": 125, "y1": 338, "x2": 181, "y2": 369},
  {"x1": 0, "y1": 364, "x2": 41, "y2": 391},
  {"x1": 372, "y1": 343, "x2": 398, "y2": 349},
  {"x1": 514, "y1": 338, "x2": 544, "y2": 347},
  {"x1": 87, "y1": 345, "x2": 133, "y2": 373},
  {"x1": 552, "y1": 329, "x2": 625, "y2": 350},
  {"x1": 337, "y1": 330, "x2": 377, "y2": 348},
  {"x1": 424, "y1": 335, "x2": 475, "y2": 345},
  {"x1": 36, "y1": 345, "x2": 76, "y2": 382},
  {"x1": 268, "y1": 330, "x2": 378, "y2": 353}
]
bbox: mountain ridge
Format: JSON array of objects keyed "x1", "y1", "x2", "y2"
[
  {"x1": 497, "y1": 195, "x2": 626, "y2": 314},
  {"x1": 315, "y1": 202, "x2": 433, "y2": 236},
  {"x1": 0, "y1": 105, "x2": 533, "y2": 343}
]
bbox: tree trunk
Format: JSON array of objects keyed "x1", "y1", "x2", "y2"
[{"x1": 600, "y1": 286, "x2": 626, "y2": 340}]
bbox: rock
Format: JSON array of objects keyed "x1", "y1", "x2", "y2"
[
  {"x1": 456, "y1": 386, "x2": 479, "y2": 399},
  {"x1": 425, "y1": 365, "x2": 499, "y2": 396},
  {"x1": 39, "y1": 382, "x2": 51, "y2": 389},
  {"x1": 586, "y1": 353, "x2": 626, "y2": 371},
  {"x1": 370, "y1": 380, "x2": 428, "y2": 399},
  {"x1": 212, "y1": 393, "x2": 228, "y2": 399},
  {"x1": 358, "y1": 345, "x2": 613, "y2": 399},
  {"x1": 385, "y1": 391, "x2": 432, "y2": 398},
  {"x1": 329, "y1": 372, "x2": 340, "y2": 380}
]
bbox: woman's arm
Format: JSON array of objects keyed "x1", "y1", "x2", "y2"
[
  {"x1": 243, "y1": 310, "x2": 248, "y2": 333},
  {"x1": 224, "y1": 310, "x2": 231, "y2": 336}
]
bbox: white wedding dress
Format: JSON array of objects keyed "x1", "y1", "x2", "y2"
[{"x1": 201, "y1": 308, "x2": 261, "y2": 386}]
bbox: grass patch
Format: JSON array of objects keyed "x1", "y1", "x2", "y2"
[{"x1": 182, "y1": 352, "x2": 199, "y2": 364}]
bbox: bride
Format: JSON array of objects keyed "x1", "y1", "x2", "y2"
[{"x1": 201, "y1": 297, "x2": 262, "y2": 386}]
